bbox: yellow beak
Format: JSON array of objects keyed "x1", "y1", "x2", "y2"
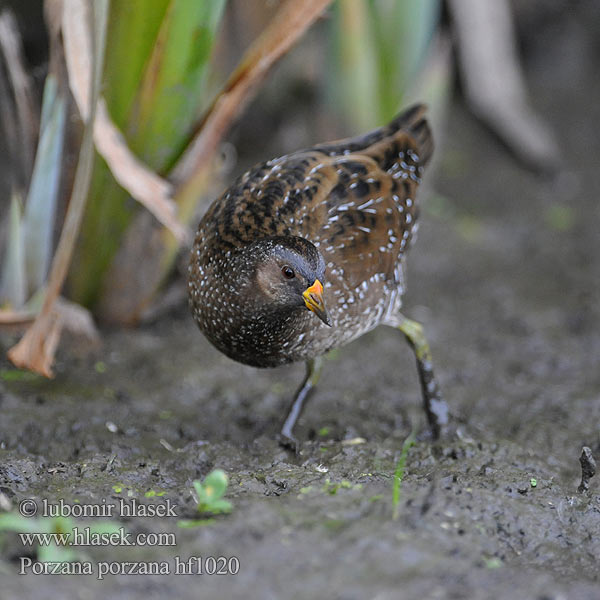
[{"x1": 302, "y1": 279, "x2": 332, "y2": 327}]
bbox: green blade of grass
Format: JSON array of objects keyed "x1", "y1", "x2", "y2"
[
  {"x1": 102, "y1": 0, "x2": 171, "y2": 128},
  {"x1": 130, "y1": 0, "x2": 226, "y2": 170},
  {"x1": 392, "y1": 429, "x2": 416, "y2": 521}
]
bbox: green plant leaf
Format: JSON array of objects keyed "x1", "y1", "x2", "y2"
[
  {"x1": 130, "y1": 0, "x2": 227, "y2": 170},
  {"x1": 103, "y1": 0, "x2": 171, "y2": 128},
  {"x1": 192, "y1": 469, "x2": 232, "y2": 514},
  {"x1": 202, "y1": 499, "x2": 232, "y2": 514},
  {"x1": 22, "y1": 74, "x2": 66, "y2": 296},
  {"x1": 332, "y1": 0, "x2": 441, "y2": 128},
  {"x1": 203, "y1": 469, "x2": 228, "y2": 497},
  {"x1": 194, "y1": 469, "x2": 228, "y2": 503},
  {"x1": 0, "y1": 513, "x2": 41, "y2": 533},
  {"x1": 70, "y1": 0, "x2": 226, "y2": 308}
]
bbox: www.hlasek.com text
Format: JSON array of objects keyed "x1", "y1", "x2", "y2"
[{"x1": 19, "y1": 527, "x2": 176, "y2": 548}]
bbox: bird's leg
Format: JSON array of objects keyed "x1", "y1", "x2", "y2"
[
  {"x1": 394, "y1": 316, "x2": 449, "y2": 439},
  {"x1": 279, "y1": 357, "x2": 324, "y2": 452}
]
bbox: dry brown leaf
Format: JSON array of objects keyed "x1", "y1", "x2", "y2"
[
  {"x1": 0, "y1": 298, "x2": 99, "y2": 344},
  {"x1": 61, "y1": 0, "x2": 91, "y2": 119},
  {"x1": 171, "y1": 0, "x2": 333, "y2": 187},
  {"x1": 6, "y1": 300, "x2": 98, "y2": 375},
  {"x1": 0, "y1": 308, "x2": 37, "y2": 326},
  {"x1": 8, "y1": 0, "x2": 107, "y2": 377},
  {"x1": 44, "y1": 0, "x2": 64, "y2": 41},
  {"x1": 55, "y1": 297, "x2": 100, "y2": 342},
  {"x1": 8, "y1": 310, "x2": 63, "y2": 377},
  {"x1": 94, "y1": 99, "x2": 190, "y2": 242}
]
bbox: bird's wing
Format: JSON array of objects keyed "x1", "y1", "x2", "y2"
[
  {"x1": 287, "y1": 152, "x2": 422, "y2": 291},
  {"x1": 201, "y1": 146, "x2": 423, "y2": 295}
]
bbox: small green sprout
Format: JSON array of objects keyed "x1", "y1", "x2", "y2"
[
  {"x1": 177, "y1": 470, "x2": 232, "y2": 528},
  {"x1": 323, "y1": 480, "x2": 341, "y2": 495},
  {"x1": 0, "y1": 368, "x2": 41, "y2": 382},
  {"x1": 193, "y1": 469, "x2": 232, "y2": 515},
  {"x1": 530, "y1": 478, "x2": 537, "y2": 488},
  {"x1": 483, "y1": 556, "x2": 503, "y2": 569},
  {"x1": 392, "y1": 430, "x2": 416, "y2": 520},
  {"x1": 142, "y1": 489, "x2": 167, "y2": 498},
  {"x1": 322, "y1": 479, "x2": 362, "y2": 495}
]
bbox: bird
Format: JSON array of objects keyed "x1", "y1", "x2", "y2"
[{"x1": 188, "y1": 104, "x2": 448, "y2": 450}]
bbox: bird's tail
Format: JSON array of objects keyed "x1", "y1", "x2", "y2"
[{"x1": 314, "y1": 104, "x2": 434, "y2": 171}]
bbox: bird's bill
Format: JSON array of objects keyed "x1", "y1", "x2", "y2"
[{"x1": 303, "y1": 279, "x2": 332, "y2": 327}]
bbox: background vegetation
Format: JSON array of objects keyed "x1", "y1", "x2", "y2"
[{"x1": 0, "y1": 0, "x2": 554, "y2": 375}]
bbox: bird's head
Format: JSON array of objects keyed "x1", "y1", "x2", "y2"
[{"x1": 249, "y1": 236, "x2": 331, "y2": 326}]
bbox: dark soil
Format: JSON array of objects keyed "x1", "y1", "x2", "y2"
[{"x1": 1, "y1": 8, "x2": 599, "y2": 599}]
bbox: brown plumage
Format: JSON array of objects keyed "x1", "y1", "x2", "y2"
[{"x1": 188, "y1": 104, "x2": 448, "y2": 449}]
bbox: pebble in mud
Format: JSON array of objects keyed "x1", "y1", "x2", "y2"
[{"x1": 577, "y1": 446, "x2": 596, "y2": 493}]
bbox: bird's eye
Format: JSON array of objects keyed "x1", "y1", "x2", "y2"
[{"x1": 281, "y1": 265, "x2": 295, "y2": 279}]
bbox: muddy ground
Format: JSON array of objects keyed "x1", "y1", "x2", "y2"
[{"x1": 1, "y1": 10, "x2": 599, "y2": 600}]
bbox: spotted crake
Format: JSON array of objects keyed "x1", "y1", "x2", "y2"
[{"x1": 188, "y1": 104, "x2": 448, "y2": 450}]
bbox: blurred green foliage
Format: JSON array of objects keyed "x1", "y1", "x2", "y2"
[
  {"x1": 0, "y1": 75, "x2": 65, "y2": 311},
  {"x1": 68, "y1": 0, "x2": 226, "y2": 308},
  {"x1": 1, "y1": 0, "x2": 443, "y2": 318},
  {"x1": 331, "y1": 0, "x2": 441, "y2": 132}
]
